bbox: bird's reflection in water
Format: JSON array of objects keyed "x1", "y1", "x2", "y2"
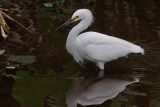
[{"x1": 66, "y1": 71, "x2": 140, "y2": 107}]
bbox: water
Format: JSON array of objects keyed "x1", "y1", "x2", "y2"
[
  {"x1": 0, "y1": 0, "x2": 160, "y2": 107},
  {"x1": 1, "y1": 70, "x2": 160, "y2": 107}
]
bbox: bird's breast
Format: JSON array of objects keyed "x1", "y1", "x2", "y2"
[{"x1": 66, "y1": 41, "x2": 84, "y2": 63}]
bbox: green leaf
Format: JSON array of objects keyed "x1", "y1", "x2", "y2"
[
  {"x1": 44, "y1": 2, "x2": 54, "y2": 7},
  {"x1": 8, "y1": 55, "x2": 36, "y2": 65},
  {"x1": 6, "y1": 66, "x2": 16, "y2": 69}
]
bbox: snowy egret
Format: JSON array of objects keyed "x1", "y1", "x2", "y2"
[{"x1": 57, "y1": 9, "x2": 144, "y2": 71}]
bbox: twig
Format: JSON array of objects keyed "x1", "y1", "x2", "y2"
[{"x1": 0, "y1": 11, "x2": 34, "y2": 34}]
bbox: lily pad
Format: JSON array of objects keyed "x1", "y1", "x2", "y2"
[
  {"x1": 44, "y1": 3, "x2": 54, "y2": 7},
  {"x1": 8, "y1": 55, "x2": 36, "y2": 65},
  {"x1": 6, "y1": 66, "x2": 16, "y2": 69}
]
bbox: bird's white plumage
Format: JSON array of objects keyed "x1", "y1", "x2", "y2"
[
  {"x1": 64, "y1": 9, "x2": 144, "y2": 70},
  {"x1": 77, "y1": 32, "x2": 144, "y2": 61}
]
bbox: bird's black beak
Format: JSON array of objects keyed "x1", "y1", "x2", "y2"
[{"x1": 56, "y1": 18, "x2": 74, "y2": 30}]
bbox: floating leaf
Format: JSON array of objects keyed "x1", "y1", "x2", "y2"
[
  {"x1": 6, "y1": 66, "x2": 16, "y2": 69},
  {"x1": 3, "y1": 74, "x2": 15, "y2": 78},
  {"x1": 44, "y1": 2, "x2": 54, "y2": 7},
  {"x1": 8, "y1": 55, "x2": 36, "y2": 65}
]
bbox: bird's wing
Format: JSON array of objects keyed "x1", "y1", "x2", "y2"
[
  {"x1": 77, "y1": 32, "x2": 137, "y2": 48},
  {"x1": 76, "y1": 32, "x2": 143, "y2": 62},
  {"x1": 84, "y1": 44, "x2": 131, "y2": 62}
]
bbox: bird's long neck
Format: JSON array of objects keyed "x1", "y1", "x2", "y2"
[
  {"x1": 66, "y1": 18, "x2": 92, "y2": 60},
  {"x1": 67, "y1": 19, "x2": 90, "y2": 43}
]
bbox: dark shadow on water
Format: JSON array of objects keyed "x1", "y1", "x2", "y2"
[{"x1": 0, "y1": 76, "x2": 20, "y2": 107}]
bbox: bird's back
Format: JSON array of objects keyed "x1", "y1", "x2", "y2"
[
  {"x1": 76, "y1": 31, "x2": 144, "y2": 62},
  {"x1": 77, "y1": 32, "x2": 140, "y2": 49}
]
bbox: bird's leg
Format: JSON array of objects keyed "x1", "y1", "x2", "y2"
[
  {"x1": 96, "y1": 61, "x2": 105, "y2": 78},
  {"x1": 98, "y1": 69, "x2": 104, "y2": 79},
  {"x1": 77, "y1": 61, "x2": 86, "y2": 68},
  {"x1": 96, "y1": 61, "x2": 104, "y2": 70}
]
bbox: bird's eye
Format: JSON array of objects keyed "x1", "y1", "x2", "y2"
[
  {"x1": 75, "y1": 16, "x2": 79, "y2": 19},
  {"x1": 71, "y1": 16, "x2": 79, "y2": 20}
]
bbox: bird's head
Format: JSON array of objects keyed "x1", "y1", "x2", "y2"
[
  {"x1": 56, "y1": 9, "x2": 93, "y2": 30},
  {"x1": 71, "y1": 9, "x2": 93, "y2": 22}
]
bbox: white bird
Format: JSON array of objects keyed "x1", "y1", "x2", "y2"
[{"x1": 57, "y1": 9, "x2": 144, "y2": 72}]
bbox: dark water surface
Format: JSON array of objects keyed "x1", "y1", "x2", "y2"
[
  {"x1": 0, "y1": 0, "x2": 160, "y2": 107},
  {"x1": 1, "y1": 70, "x2": 160, "y2": 107}
]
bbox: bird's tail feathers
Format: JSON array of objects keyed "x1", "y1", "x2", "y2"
[
  {"x1": 140, "y1": 48, "x2": 145, "y2": 55},
  {"x1": 132, "y1": 46, "x2": 144, "y2": 55}
]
